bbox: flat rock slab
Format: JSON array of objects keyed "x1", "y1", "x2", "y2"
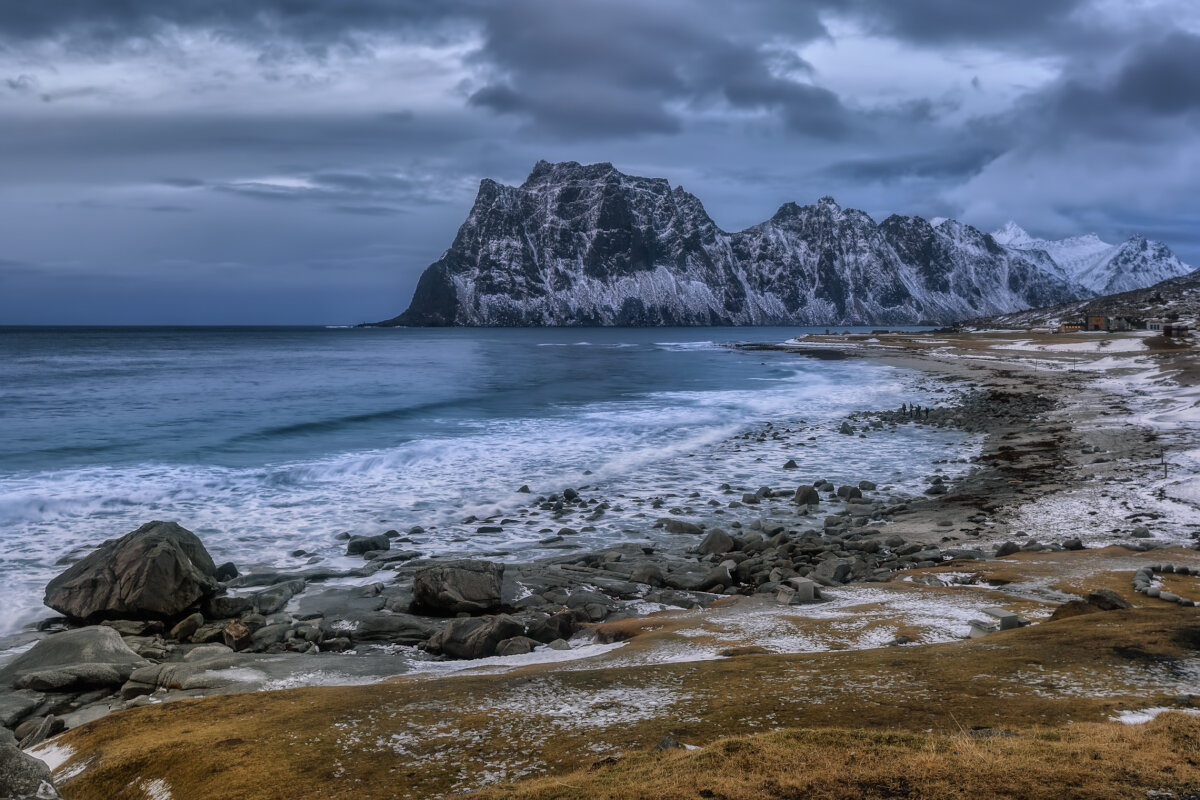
[{"x1": 0, "y1": 627, "x2": 146, "y2": 690}]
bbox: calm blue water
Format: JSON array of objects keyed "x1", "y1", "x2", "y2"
[{"x1": 0, "y1": 326, "x2": 976, "y2": 634}]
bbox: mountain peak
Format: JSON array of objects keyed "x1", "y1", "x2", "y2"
[{"x1": 991, "y1": 221, "x2": 1033, "y2": 247}]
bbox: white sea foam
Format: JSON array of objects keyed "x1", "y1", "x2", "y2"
[{"x1": 0, "y1": 341, "x2": 978, "y2": 636}]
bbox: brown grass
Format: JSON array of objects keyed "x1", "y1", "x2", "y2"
[
  {"x1": 52, "y1": 605, "x2": 1200, "y2": 800},
  {"x1": 475, "y1": 715, "x2": 1200, "y2": 800}
]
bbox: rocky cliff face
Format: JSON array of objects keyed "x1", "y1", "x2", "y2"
[{"x1": 372, "y1": 161, "x2": 1184, "y2": 327}]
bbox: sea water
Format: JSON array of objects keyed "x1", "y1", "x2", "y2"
[{"x1": 0, "y1": 326, "x2": 978, "y2": 635}]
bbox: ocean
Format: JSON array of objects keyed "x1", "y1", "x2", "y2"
[{"x1": 0, "y1": 326, "x2": 979, "y2": 636}]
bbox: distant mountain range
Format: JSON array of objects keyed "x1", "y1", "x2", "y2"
[
  {"x1": 369, "y1": 161, "x2": 1194, "y2": 327},
  {"x1": 990, "y1": 222, "x2": 1191, "y2": 296}
]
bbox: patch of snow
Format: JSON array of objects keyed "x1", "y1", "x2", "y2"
[
  {"x1": 1113, "y1": 707, "x2": 1200, "y2": 725},
  {"x1": 141, "y1": 778, "x2": 173, "y2": 800},
  {"x1": 26, "y1": 741, "x2": 74, "y2": 771}
]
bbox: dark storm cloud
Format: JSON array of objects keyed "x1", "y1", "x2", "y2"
[
  {"x1": 1011, "y1": 31, "x2": 1200, "y2": 142},
  {"x1": 0, "y1": 1, "x2": 471, "y2": 45},
  {"x1": 821, "y1": 146, "x2": 1002, "y2": 183},
  {"x1": 844, "y1": 0, "x2": 1089, "y2": 45},
  {"x1": 0, "y1": 112, "x2": 465, "y2": 169},
  {"x1": 464, "y1": 0, "x2": 852, "y2": 139}
]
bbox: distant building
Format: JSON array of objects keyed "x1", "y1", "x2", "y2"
[
  {"x1": 1163, "y1": 324, "x2": 1191, "y2": 337},
  {"x1": 1147, "y1": 318, "x2": 1165, "y2": 331},
  {"x1": 1085, "y1": 315, "x2": 1137, "y2": 332},
  {"x1": 1058, "y1": 321, "x2": 1084, "y2": 333}
]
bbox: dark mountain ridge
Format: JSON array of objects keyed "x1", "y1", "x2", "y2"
[{"x1": 370, "y1": 161, "x2": 1188, "y2": 327}]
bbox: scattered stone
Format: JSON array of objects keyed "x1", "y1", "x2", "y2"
[
  {"x1": 994, "y1": 542, "x2": 1020, "y2": 557},
  {"x1": 169, "y1": 612, "x2": 205, "y2": 641},
  {"x1": 222, "y1": 620, "x2": 253, "y2": 651},
  {"x1": 782, "y1": 459, "x2": 798, "y2": 470},
  {"x1": 793, "y1": 486, "x2": 820, "y2": 507},
  {"x1": 346, "y1": 534, "x2": 390, "y2": 556},
  {"x1": 697, "y1": 529, "x2": 735, "y2": 556},
  {"x1": 663, "y1": 519, "x2": 703, "y2": 535},
  {"x1": 653, "y1": 735, "x2": 685, "y2": 751},
  {"x1": 630, "y1": 564, "x2": 665, "y2": 587},
  {"x1": 495, "y1": 636, "x2": 539, "y2": 657}
]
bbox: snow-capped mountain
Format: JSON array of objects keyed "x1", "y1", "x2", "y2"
[
  {"x1": 370, "y1": 161, "x2": 1171, "y2": 327},
  {"x1": 991, "y1": 222, "x2": 1191, "y2": 295}
]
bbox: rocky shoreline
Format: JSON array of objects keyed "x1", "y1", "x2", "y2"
[{"x1": 3, "y1": 329, "x2": 1196, "y2": 799}]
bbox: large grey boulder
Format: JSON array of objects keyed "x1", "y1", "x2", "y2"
[
  {"x1": 0, "y1": 728, "x2": 63, "y2": 800},
  {"x1": 44, "y1": 521, "x2": 219, "y2": 621},
  {"x1": 410, "y1": 560, "x2": 504, "y2": 616},
  {"x1": 425, "y1": 615, "x2": 524, "y2": 659},
  {"x1": 0, "y1": 626, "x2": 147, "y2": 693}
]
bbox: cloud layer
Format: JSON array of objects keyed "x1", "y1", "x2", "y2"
[{"x1": 0, "y1": 0, "x2": 1196, "y2": 323}]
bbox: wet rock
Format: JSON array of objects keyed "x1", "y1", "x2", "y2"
[
  {"x1": 839, "y1": 422, "x2": 854, "y2": 435},
  {"x1": 793, "y1": 486, "x2": 821, "y2": 507},
  {"x1": 346, "y1": 534, "x2": 390, "y2": 556},
  {"x1": 0, "y1": 727, "x2": 63, "y2": 800},
  {"x1": 782, "y1": 459, "x2": 799, "y2": 470},
  {"x1": 251, "y1": 582, "x2": 302, "y2": 616},
  {"x1": 411, "y1": 560, "x2": 504, "y2": 616},
  {"x1": 662, "y1": 519, "x2": 703, "y2": 535},
  {"x1": 44, "y1": 520, "x2": 219, "y2": 621},
  {"x1": 836, "y1": 485, "x2": 862, "y2": 500},
  {"x1": 811, "y1": 558, "x2": 853, "y2": 585},
  {"x1": 337, "y1": 613, "x2": 437, "y2": 645},
  {"x1": 994, "y1": 542, "x2": 1021, "y2": 557},
  {"x1": 665, "y1": 564, "x2": 730, "y2": 593},
  {"x1": 1131, "y1": 526, "x2": 1152, "y2": 538},
  {"x1": 629, "y1": 564, "x2": 665, "y2": 587},
  {"x1": 202, "y1": 594, "x2": 255, "y2": 619},
  {"x1": 697, "y1": 529, "x2": 735, "y2": 556},
  {"x1": 169, "y1": 612, "x2": 205, "y2": 641},
  {"x1": 425, "y1": 614, "x2": 524, "y2": 660},
  {"x1": 526, "y1": 611, "x2": 579, "y2": 644},
  {"x1": 0, "y1": 692, "x2": 44, "y2": 729},
  {"x1": 740, "y1": 493, "x2": 761, "y2": 505},
  {"x1": 99, "y1": 619, "x2": 163, "y2": 637},
  {"x1": 222, "y1": 620, "x2": 253, "y2": 651},
  {"x1": 214, "y1": 561, "x2": 238, "y2": 581},
  {"x1": 16, "y1": 715, "x2": 63, "y2": 750},
  {"x1": 495, "y1": 636, "x2": 539, "y2": 656}
]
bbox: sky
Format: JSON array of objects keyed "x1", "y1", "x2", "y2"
[{"x1": 1, "y1": 0, "x2": 1198, "y2": 324}]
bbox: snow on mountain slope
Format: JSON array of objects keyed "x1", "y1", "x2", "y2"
[
  {"x1": 991, "y1": 222, "x2": 1190, "y2": 295},
  {"x1": 369, "y1": 161, "x2": 1133, "y2": 327}
]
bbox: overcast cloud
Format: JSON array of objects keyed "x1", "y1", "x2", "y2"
[{"x1": 0, "y1": 0, "x2": 1197, "y2": 323}]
